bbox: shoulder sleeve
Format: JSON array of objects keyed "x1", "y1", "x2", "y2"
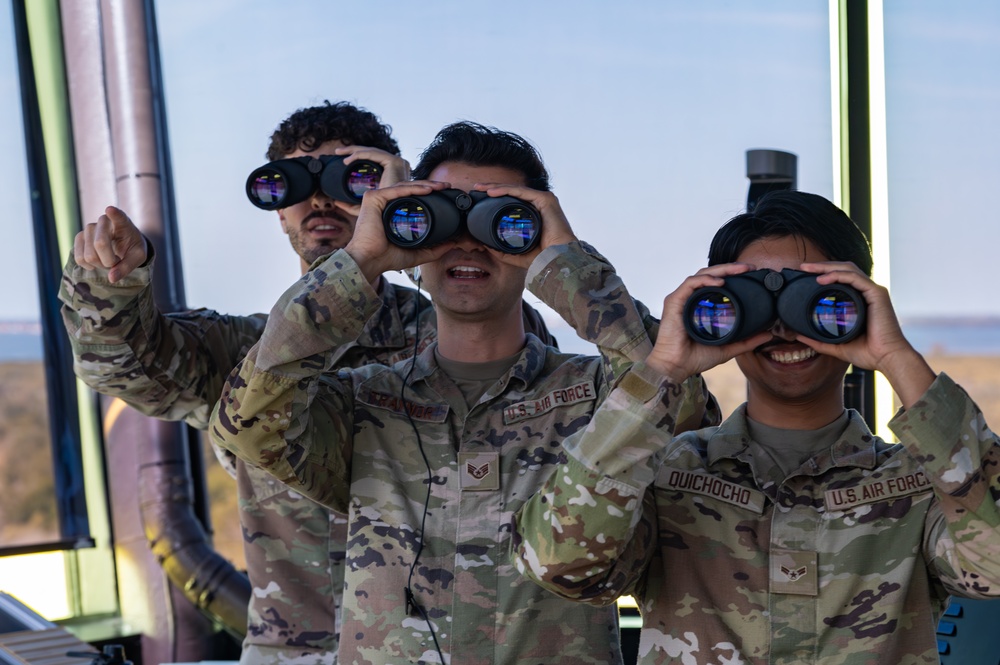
[
  {"x1": 526, "y1": 240, "x2": 721, "y2": 427},
  {"x1": 891, "y1": 372, "x2": 1000, "y2": 598},
  {"x1": 527, "y1": 241, "x2": 653, "y2": 381}
]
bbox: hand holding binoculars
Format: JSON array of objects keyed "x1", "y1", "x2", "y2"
[
  {"x1": 246, "y1": 154, "x2": 382, "y2": 210},
  {"x1": 684, "y1": 268, "x2": 866, "y2": 345},
  {"x1": 381, "y1": 189, "x2": 541, "y2": 255}
]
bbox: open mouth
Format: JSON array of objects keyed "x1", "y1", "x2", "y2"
[
  {"x1": 764, "y1": 347, "x2": 817, "y2": 364},
  {"x1": 448, "y1": 265, "x2": 489, "y2": 279}
]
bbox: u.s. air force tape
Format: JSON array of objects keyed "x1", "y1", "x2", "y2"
[
  {"x1": 823, "y1": 470, "x2": 932, "y2": 511},
  {"x1": 503, "y1": 381, "x2": 596, "y2": 424}
]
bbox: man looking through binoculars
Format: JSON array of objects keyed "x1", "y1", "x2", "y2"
[{"x1": 515, "y1": 190, "x2": 1000, "y2": 664}]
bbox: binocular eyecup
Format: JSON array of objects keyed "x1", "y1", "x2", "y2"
[
  {"x1": 382, "y1": 189, "x2": 541, "y2": 255},
  {"x1": 246, "y1": 154, "x2": 382, "y2": 210},
  {"x1": 683, "y1": 268, "x2": 866, "y2": 346}
]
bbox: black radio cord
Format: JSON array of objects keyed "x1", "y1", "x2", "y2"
[{"x1": 399, "y1": 274, "x2": 445, "y2": 661}]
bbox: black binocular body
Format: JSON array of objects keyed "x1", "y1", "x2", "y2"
[
  {"x1": 382, "y1": 189, "x2": 541, "y2": 255},
  {"x1": 246, "y1": 154, "x2": 382, "y2": 210},
  {"x1": 683, "y1": 268, "x2": 866, "y2": 345}
]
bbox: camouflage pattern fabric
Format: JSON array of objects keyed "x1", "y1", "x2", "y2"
[
  {"x1": 59, "y1": 248, "x2": 558, "y2": 664},
  {"x1": 208, "y1": 242, "x2": 718, "y2": 665},
  {"x1": 514, "y1": 363, "x2": 1000, "y2": 664}
]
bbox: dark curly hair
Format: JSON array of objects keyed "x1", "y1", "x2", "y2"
[
  {"x1": 708, "y1": 190, "x2": 873, "y2": 276},
  {"x1": 265, "y1": 100, "x2": 399, "y2": 160},
  {"x1": 411, "y1": 121, "x2": 550, "y2": 191}
]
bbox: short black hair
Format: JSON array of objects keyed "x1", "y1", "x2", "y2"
[
  {"x1": 708, "y1": 190, "x2": 873, "y2": 276},
  {"x1": 266, "y1": 100, "x2": 399, "y2": 160},
  {"x1": 411, "y1": 121, "x2": 550, "y2": 191}
]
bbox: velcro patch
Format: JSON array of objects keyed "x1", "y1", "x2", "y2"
[
  {"x1": 661, "y1": 468, "x2": 766, "y2": 514},
  {"x1": 823, "y1": 470, "x2": 932, "y2": 511},
  {"x1": 503, "y1": 381, "x2": 597, "y2": 424},
  {"x1": 459, "y1": 452, "x2": 500, "y2": 491},
  {"x1": 771, "y1": 549, "x2": 818, "y2": 596},
  {"x1": 357, "y1": 388, "x2": 449, "y2": 423}
]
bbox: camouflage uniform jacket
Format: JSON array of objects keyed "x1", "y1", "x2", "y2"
[
  {"x1": 208, "y1": 242, "x2": 716, "y2": 665},
  {"x1": 514, "y1": 362, "x2": 1000, "y2": 665},
  {"x1": 59, "y1": 249, "x2": 557, "y2": 664}
]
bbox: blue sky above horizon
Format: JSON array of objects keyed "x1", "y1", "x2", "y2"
[{"x1": 2, "y1": 2, "x2": 998, "y2": 347}]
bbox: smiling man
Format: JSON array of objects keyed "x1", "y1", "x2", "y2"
[
  {"x1": 208, "y1": 121, "x2": 717, "y2": 664},
  {"x1": 514, "y1": 190, "x2": 1000, "y2": 664}
]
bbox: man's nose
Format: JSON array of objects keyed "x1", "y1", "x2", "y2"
[
  {"x1": 310, "y1": 189, "x2": 335, "y2": 207},
  {"x1": 452, "y1": 228, "x2": 486, "y2": 252},
  {"x1": 768, "y1": 319, "x2": 798, "y2": 341}
]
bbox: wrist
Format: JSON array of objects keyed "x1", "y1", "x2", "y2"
[
  {"x1": 343, "y1": 244, "x2": 387, "y2": 286},
  {"x1": 878, "y1": 347, "x2": 936, "y2": 409},
  {"x1": 643, "y1": 352, "x2": 691, "y2": 384}
]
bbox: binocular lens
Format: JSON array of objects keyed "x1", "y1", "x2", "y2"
[
  {"x1": 495, "y1": 207, "x2": 539, "y2": 250},
  {"x1": 385, "y1": 201, "x2": 430, "y2": 245},
  {"x1": 689, "y1": 294, "x2": 737, "y2": 341},
  {"x1": 812, "y1": 291, "x2": 861, "y2": 338},
  {"x1": 345, "y1": 162, "x2": 382, "y2": 200},
  {"x1": 248, "y1": 172, "x2": 287, "y2": 207}
]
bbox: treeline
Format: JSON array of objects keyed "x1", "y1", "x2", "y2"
[{"x1": 0, "y1": 361, "x2": 57, "y2": 546}]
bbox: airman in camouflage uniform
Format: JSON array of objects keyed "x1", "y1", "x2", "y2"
[
  {"x1": 58, "y1": 104, "x2": 553, "y2": 664},
  {"x1": 208, "y1": 122, "x2": 718, "y2": 665},
  {"x1": 514, "y1": 191, "x2": 1000, "y2": 664}
]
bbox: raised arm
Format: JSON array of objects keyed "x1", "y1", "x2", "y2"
[
  {"x1": 59, "y1": 207, "x2": 265, "y2": 429},
  {"x1": 514, "y1": 362, "x2": 712, "y2": 604},
  {"x1": 208, "y1": 248, "x2": 381, "y2": 512},
  {"x1": 890, "y1": 375, "x2": 1000, "y2": 597}
]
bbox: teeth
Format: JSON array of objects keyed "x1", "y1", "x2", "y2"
[
  {"x1": 767, "y1": 348, "x2": 817, "y2": 364},
  {"x1": 313, "y1": 224, "x2": 338, "y2": 231},
  {"x1": 450, "y1": 265, "x2": 485, "y2": 277}
]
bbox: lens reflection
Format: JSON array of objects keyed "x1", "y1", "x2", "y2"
[
  {"x1": 812, "y1": 291, "x2": 860, "y2": 338},
  {"x1": 691, "y1": 295, "x2": 736, "y2": 340},
  {"x1": 250, "y1": 173, "x2": 286, "y2": 206},
  {"x1": 387, "y1": 202, "x2": 429, "y2": 244},
  {"x1": 346, "y1": 162, "x2": 382, "y2": 199},
  {"x1": 496, "y1": 207, "x2": 539, "y2": 249}
]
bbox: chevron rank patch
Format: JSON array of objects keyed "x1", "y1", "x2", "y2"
[
  {"x1": 459, "y1": 452, "x2": 500, "y2": 491},
  {"x1": 770, "y1": 549, "x2": 818, "y2": 596}
]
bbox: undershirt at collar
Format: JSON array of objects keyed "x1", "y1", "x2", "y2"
[
  {"x1": 435, "y1": 348, "x2": 520, "y2": 411},
  {"x1": 746, "y1": 410, "x2": 850, "y2": 480}
]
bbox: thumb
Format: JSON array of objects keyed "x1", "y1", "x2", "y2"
[{"x1": 108, "y1": 236, "x2": 148, "y2": 283}]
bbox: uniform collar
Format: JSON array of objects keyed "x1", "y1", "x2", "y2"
[
  {"x1": 707, "y1": 405, "x2": 881, "y2": 474},
  {"x1": 406, "y1": 333, "x2": 549, "y2": 389}
]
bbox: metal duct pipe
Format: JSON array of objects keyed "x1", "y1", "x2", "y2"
[{"x1": 58, "y1": 0, "x2": 251, "y2": 656}]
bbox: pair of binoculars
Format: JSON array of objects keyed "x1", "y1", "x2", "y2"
[
  {"x1": 684, "y1": 268, "x2": 866, "y2": 345},
  {"x1": 382, "y1": 189, "x2": 541, "y2": 254},
  {"x1": 246, "y1": 154, "x2": 382, "y2": 210}
]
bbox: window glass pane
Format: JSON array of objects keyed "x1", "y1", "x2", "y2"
[
  {"x1": 156, "y1": 0, "x2": 831, "y2": 438},
  {"x1": 884, "y1": 2, "x2": 1000, "y2": 424},
  {"x1": 0, "y1": 8, "x2": 59, "y2": 549}
]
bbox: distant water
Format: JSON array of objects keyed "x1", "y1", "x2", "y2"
[
  {"x1": 900, "y1": 317, "x2": 1000, "y2": 356},
  {"x1": 0, "y1": 331, "x2": 45, "y2": 361},
  {"x1": 0, "y1": 322, "x2": 44, "y2": 361},
  {"x1": 1, "y1": 318, "x2": 999, "y2": 361}
]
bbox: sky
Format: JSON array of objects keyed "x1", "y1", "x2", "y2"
[{"x1": 1, "y1": 1, "x2": 998, "y2": 353}]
